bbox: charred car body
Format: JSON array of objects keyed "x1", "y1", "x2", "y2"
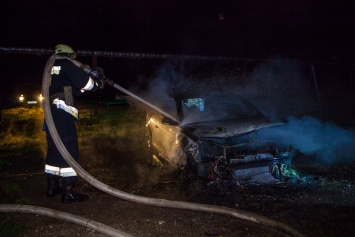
[{"x1": 146, "y1": 92, "x2": 294, "y2": 183}]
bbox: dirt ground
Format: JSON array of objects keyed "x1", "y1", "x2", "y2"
[{"x1": 1, "y1": 107, "x2": 355, "y2": 237}]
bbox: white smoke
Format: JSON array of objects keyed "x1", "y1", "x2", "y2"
[
  {"x1": 257, "y1": 116, "x2": 355, "y2": 164},
  {"x1": 140, "y1": 58, "x2": 355, "y2": 165}
]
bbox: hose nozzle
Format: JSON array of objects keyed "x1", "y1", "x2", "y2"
[{"x1": 82, "y1": 65, "x2": 101, "y2": 79}]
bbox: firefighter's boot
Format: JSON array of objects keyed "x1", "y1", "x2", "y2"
[
  {"x1": 61, "y1": 177, "x2": 89, "y2": 204},
  {"x1": 46, "y1": 173, "x2": 62, "y2": 197}
]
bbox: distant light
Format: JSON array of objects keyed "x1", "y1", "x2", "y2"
[
  {"x1": 39, "y1": 94, "x2": 43, "y2": 102},
  {"x1": 19, "y1": 94, "x2": 24, "y2": 102}
]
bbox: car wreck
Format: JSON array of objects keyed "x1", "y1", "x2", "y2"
[{"x1": 146, "y1": 92, "x2": 294, "y2": 184}]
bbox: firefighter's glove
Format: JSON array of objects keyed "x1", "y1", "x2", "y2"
[
  {"x1": 95, "y1": 79, "x2": 105, "y2": 90},
  {"x1": 95, "y1": 67, "x2": 105, "y2": 79}
]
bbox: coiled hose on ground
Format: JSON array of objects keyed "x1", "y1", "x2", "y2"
[{"x1": 0, "y1": 55, "x2": 306, "y2": 237}]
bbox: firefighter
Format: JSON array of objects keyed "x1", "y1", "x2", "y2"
[{"x1": 44, "y1": 44, "x2": 105, "y2": 203}]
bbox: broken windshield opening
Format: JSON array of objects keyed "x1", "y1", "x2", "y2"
[
  {"x1": 182, "y1": 98, "x2": 205, "y2": 111},
  {"x1": 181, "y1": 94, "x2": 263, "y2": 123}
]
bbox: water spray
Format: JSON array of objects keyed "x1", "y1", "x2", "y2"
[{"x1": 111, "y1": 82, "x2": 180, "y2": 124}]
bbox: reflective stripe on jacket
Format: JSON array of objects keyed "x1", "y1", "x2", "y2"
[{"x1": 52, "y1": 98, "x2": 79, "y2": 119}]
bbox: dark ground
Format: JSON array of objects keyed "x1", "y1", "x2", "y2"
[{"x1": 1, "y1": 106, "x2": 355, "y2": 237}]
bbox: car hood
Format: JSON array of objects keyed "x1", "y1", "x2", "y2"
[{"x1": 181, "y1": 118, "x2": 284, "y2": 139}]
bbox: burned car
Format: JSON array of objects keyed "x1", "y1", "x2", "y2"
[{"x1": 146, "y1": 92, "x2": 294, "y2": 184}]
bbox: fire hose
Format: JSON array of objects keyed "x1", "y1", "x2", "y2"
[
  {"x1": 0, "y1": 204, "x2": 134, "y2": 237},
  {"x1": 1, "y1": 55, "x2": 306, "y2": 237}
]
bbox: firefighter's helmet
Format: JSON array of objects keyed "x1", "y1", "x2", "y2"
[{"x1": 54, "y1": 44, "x2": 76, "y2": 59}]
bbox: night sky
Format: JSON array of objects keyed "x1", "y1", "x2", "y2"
[{"x1": 1, "y1": 0, "x2": 355, "y2": 60}]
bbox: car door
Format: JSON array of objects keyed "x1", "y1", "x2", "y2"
[{"x1": 150, "y1": 115, "x2": 179, "y2": 162}]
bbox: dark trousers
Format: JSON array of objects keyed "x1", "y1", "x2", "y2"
[{"x1": 45, "y1": 106, "x2": 78, "y2": 168}]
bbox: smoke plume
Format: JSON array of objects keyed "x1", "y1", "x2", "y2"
[
  {"x1": 239, "y1": 58, "x2": 355, "y2": 165},
  {"x1": 258, "y1": 116, "x2": 355, "y2": 164},
  {"x1": 140, "y1": 58, "x2": 355, "y2": 165}
]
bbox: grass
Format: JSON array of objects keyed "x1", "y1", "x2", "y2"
[
  {"x1": 1, "y1": 184, "x2": 30, "y2": 204},
  {"x1": 0, "y1": 104, "x2": 148, "y2": 176},
  {"x1": 0, "y1": 107, "x2": 45, "y2": 175},
  {"x1": 0, "y1": 144, "x2": 40, "y2": 159},
  {"x1": 0, "y1": 107, "x2": 44, "y2": 121}
]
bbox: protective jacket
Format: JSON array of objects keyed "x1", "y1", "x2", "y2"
[
  {"x1": 50, "y1": 58, "x2": 99, "y2": 97},
  {"x1": 44, "y1": 56, "x2": 98, "y2": 176}
]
